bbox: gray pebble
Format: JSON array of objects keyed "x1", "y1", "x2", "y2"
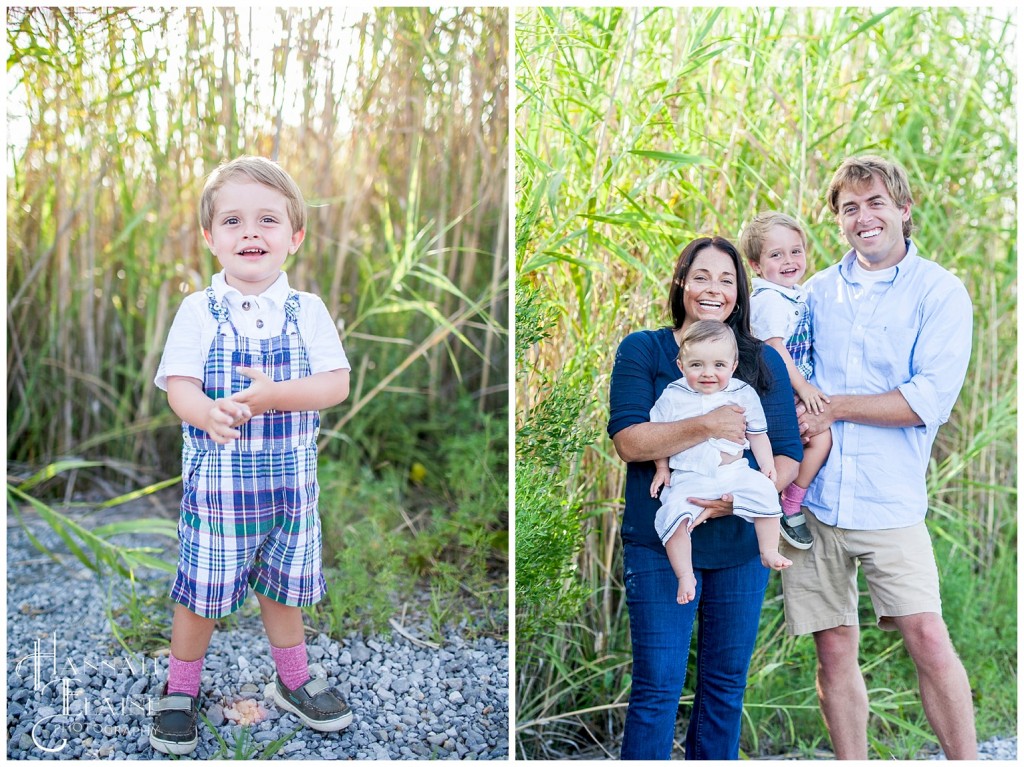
[
  {"x1": 6, "y1": 522, "x2": 511, "y2": 762},
  {"x1": 206, "y1": 703, "x2": 225, "y2": 726}
]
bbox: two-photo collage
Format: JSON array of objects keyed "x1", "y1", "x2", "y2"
[{"x1": 5, "y1": 5, "x2": 1017, "y2": 762}]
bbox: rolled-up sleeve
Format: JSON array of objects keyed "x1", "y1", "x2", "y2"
[
  {"x1": 897, "y1": 278, "x2": 973, "y2": 429},
  {"x1": 154, "y1": 296, "x2": 207, "y2": 391}
]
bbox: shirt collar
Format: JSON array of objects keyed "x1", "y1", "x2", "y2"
[
  {"x1": 669, "y1": 377, "x2": 742, "y2": 395},
  {"x1": 751, "y1": 277, "x2": 804, "y2": 299},
  {"x1": 837, "y1": 239, "x2": 918, "y2": 286},
  {"x1": 211, "y1": 270, "x2": 291, "y2": 308}
]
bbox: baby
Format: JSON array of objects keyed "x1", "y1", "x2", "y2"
[{"x1": 650, "y1": 320, "x2": 790, "y2": 604}]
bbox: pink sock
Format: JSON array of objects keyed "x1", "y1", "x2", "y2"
[
  {"x1": 166, "y1": 654, "x2": 204, "y2": 697},
  {"x1": 781, "y1": 483, "x2": 808, "y2": 517},
  {"x1": 271, "y1": 642, "x2": 311, "y2": 691}
]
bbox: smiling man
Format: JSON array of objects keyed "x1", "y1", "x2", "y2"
[{"x1": 779, "y1": 155, "x2": 977, "y2": 759}]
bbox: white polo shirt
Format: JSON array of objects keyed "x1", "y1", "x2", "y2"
[{"x1": 155, "y1": 271, "x2": 350, "y2": 391}]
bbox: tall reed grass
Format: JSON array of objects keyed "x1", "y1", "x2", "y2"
[
  {"x1": 515, "y1": 6, "x2": 1015, "y2": 758},
  {"x1": 7, "y1": 6, "x2": 508, "y2": 474},
  {"x1": 7, "y1": 7, "x2": 509, "y2": 634}
]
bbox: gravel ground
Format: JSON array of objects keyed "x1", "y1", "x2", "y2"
[
  {"x1": 6, "y1": 513, "x2": 509, "y2": 760},
  {"x1": 929, "y1": 737, "x2": 1017, "y2": 760}
]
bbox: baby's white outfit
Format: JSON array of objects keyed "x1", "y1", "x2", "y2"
[{"x1": 649, "y1": 377, "x2": 782, "y2": 545}]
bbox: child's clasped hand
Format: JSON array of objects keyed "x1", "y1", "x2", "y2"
[
  {"x1": 231, "y1": 366, "x2": 278, "y2": 418},
  {"x1": 204, "y1": 398, "x2": 252, "y2": 444}
]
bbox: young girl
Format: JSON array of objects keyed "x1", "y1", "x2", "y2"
[
  {"x1": 741, "y1": 212, "x2": 832, "y2": 550},
  {"x1": 649, "y1": 320, "x2": 791, "y2": 604},
  {"x1": 151, "y1": 156, "x2": 352, "y2": 754}
]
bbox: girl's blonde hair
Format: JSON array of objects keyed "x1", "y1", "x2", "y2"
[{"x1": 199, "y1": 156, "x2": 306, "y2": 232}]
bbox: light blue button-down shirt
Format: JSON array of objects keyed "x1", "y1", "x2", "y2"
[{"x1": 804, "y1": 241, "x2": 972, "y2": 530}]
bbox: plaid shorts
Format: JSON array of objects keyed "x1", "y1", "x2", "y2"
[{"x1": 169, "y1": 444, "x2": 326, "y2": 619}]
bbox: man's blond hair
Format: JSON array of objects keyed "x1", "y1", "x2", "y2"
[{"x1": 826, "y1": 155, "x2": 914, "y2": 238}]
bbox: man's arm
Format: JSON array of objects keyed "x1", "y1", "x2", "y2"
[{"x1": 799, "y1": 389, "x2": 922, "y2": 439}]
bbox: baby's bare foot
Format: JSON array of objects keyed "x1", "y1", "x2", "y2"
[
  {"x1": 761, "y1": 551, "x2": 792, "y2": 570},
  {"x1": 676, "y1": 573, "x2": 697, "y2": 604}
]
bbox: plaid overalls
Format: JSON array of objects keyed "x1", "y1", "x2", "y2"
[
  {"x1": 752, "y1": 283, "x2": 814, "y2": 379},
  {"x1": 170, "y1": 288, "x2": 326, "y2": 619}
]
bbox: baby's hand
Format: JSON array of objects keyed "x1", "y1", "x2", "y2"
[
  {"x1": 797, "y1": 382, "x2": 830, "y2": 416},
  {"x1": 650, "y1": 468, "x2": 671, "y2": 498},
  {"x1": 761, "y1": 464, "x2": 777, "y2": 483},
  {"x1": 204, "y1": 399, "x2": 251, "y2": 444}
]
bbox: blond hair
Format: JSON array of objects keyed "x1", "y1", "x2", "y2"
[
  {"x1": 740, "y1": 211, "x2": 807, "y2": 266},
  {"x1": 199, "y1": 156, "x2": 306, "y2": 232},
  {"x1": 826, "y1": 155, "x2": 914, "y2": 238},
  {"x1": 677, "y1": 320, "x2": 738, "y2": 363}
]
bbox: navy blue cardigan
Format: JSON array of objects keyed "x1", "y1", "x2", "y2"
[{"x1": 608, "y1": 327, "x2": 803, "y2": 569}]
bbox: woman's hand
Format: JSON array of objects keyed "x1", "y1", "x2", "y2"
[
  {"x1": 687, "y1": 493, "x2": 734, "y2": 529},
  {"x1": 704, "y1": 405, "x2": 747, "y2": 444}
]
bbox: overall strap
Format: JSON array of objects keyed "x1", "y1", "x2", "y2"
[
  {"x1": 281, "y1": 290, "x2": 301, "y2": 333},
  {"x1": 204, "y1": 286, "x2": 239, "y2": 334}
]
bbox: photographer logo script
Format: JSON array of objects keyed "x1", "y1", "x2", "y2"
[{"x1": 13, "y1": 632, "x2": 160, "y2": 754}]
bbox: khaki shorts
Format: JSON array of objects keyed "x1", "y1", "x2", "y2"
[{"x1": 780, "y1": 512, "x2": 942, "y2": 635}]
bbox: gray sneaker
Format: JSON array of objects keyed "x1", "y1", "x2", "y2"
[
  {"x1": 150, "y1": 689, "x2": 200, "y2": 755},
  {"x1": 780, "y1": 510, "x2": 813, "y2": 550},
  {"x1": 268, "y1": 677, "x2": 353, "y2": 732}
]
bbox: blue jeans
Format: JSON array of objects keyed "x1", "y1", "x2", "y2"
[{"x1": 620, "y1": 543, "x2": 769, "y2": 760}]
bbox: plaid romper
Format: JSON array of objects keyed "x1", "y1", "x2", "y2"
[
  {"x1": 169, "y1": 288, "x2": 327, "y2": 619},
  {"x1": 751, "y1": 282, "x2": 814, "y2": 379}
]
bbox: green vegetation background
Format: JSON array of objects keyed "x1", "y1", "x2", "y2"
[
  {"x1": 515, "y1": 7, "x2": 1016, "y2": 759},
  {"x1": 7, "y1": 8, "x2": 508, "y2": 644}
]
